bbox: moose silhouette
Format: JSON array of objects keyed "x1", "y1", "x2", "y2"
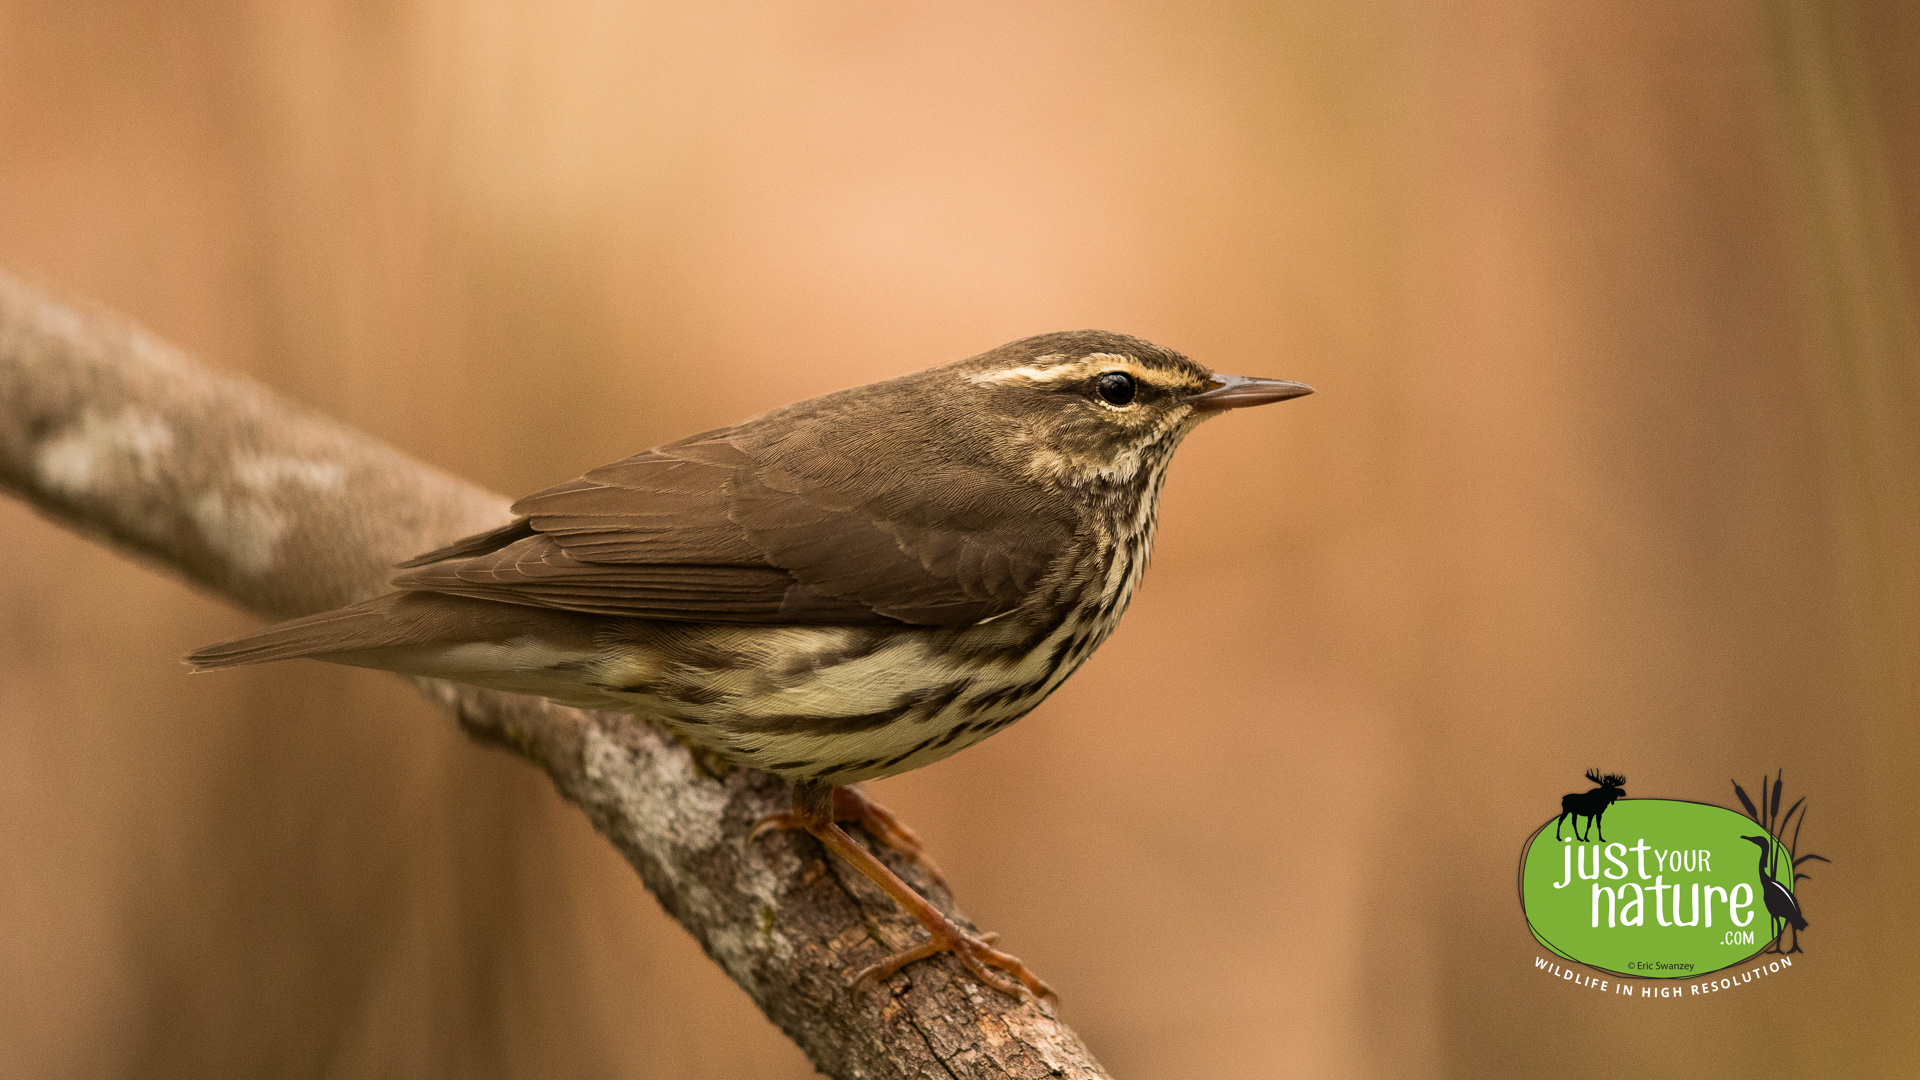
[{"x1": 1554, "y1": 769, "x2": 1627, "y2": 843}]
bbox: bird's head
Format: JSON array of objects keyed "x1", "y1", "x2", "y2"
[
  {"x1": 954, "y1": 330, "x2": 1312, "y2": 490},
  {"x1": 1741, "y1": 835, "x2": 1771, "y2": 850}
]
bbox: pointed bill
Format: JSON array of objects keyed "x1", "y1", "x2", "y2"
[{"x1": 1186, "y1": 374, "x2": 1315, "y2": 411}]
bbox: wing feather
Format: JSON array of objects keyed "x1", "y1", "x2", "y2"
[{"x1": 389, "y1": 415, "x2": 1077, "y2": 626}]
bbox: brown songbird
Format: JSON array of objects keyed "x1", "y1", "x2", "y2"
[{"x1": 187, "y1": 330, "x2": 1312, "y2": 998}]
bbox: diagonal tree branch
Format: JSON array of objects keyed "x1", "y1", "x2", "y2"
[{"x1": 0, "y1": 270, "x2": 1110, "y2": 1080}]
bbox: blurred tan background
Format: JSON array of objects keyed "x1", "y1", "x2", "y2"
[{"x1": 1, "y1": 1, "x2": 1916, "y2": 1077}]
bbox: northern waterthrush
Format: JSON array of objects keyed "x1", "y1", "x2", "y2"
[{"x1": 188, "y1": 330, "x2": 1311, "y2": 998}]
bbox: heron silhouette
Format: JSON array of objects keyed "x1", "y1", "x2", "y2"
[{"x1": 1741, "y1": 834, "x2": 1808, "y2": 953}]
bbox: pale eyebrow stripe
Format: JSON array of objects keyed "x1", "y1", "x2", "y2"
[
  {"x1": 967, "y1": 352, "x2": 1184, "y2": 390},
  {"x1": 967, "y1": 354, "x2": 1081, "y2": 386}
]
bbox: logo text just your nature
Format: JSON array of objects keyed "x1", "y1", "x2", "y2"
[{"x1": 1519, "y1": 772, "x2": 1822, "y2": 982}]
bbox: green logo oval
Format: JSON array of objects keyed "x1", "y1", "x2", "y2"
[{"x1": 1520, "y1": 800, "x2": 1795, "y2": 978}]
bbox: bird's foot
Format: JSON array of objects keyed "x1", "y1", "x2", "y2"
[
  {"x1": 753, "y1": 783, "x2": 1051, "y2": 1000},
  {"x1": 751, "y1": 783, "x2": 947, "y2": 886},
  {"x1": 855, "y1": 917, "x2": 1053, "y2": 999}
]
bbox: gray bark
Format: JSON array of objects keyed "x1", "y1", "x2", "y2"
[{"x1": 0, "y1": 270, "x2": 1110, "y2": 1080}]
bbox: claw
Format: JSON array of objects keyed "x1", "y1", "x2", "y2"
[
  {"x1": 853, "y1": 921, "x2": 1053, "y2": 1000},
  {"x1": 748, "y1": 810, "x2": 799, "y2": 844}
]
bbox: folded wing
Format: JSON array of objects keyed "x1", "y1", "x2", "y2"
[{"x1": 390, "y1": 432, "x2": 1074, "y2": 627}]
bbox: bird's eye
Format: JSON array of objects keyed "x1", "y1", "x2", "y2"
[{"x1": 1093, "y1": 371, "x2": 1137, "y2": 407}]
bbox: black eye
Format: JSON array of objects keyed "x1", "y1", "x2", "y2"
[{"x1": 1093, "y1": 371, "x2": 1136, "y2": 407}]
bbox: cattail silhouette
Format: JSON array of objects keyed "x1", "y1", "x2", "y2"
[{"x1": 1731, "y1": 771, "x2": 1828, "y2": 954}]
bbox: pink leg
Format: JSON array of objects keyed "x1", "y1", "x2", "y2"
[{"x1": 752, "y1": 784, "x2": 1052, "y2": 1000}]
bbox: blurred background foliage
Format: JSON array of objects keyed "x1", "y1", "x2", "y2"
[{"x1": 0, "y1": 2, "x2": 1914, "y2": 1077}]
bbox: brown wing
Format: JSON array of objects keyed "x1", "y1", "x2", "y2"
[{"x1": 390, "y1": 430, "x2": 1076, "y2": 626}]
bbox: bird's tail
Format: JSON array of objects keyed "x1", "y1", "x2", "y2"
[
  {"x1": 186, "y1": 590, "x2": 608, "y2": 678},
  {"x1": 185, "y1": 593, "x2": 418, "y2": 670}
]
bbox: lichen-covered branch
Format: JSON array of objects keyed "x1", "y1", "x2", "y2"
[{"x1": 0, "y1": 270, "x2": 1110, "y2": 1080}]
